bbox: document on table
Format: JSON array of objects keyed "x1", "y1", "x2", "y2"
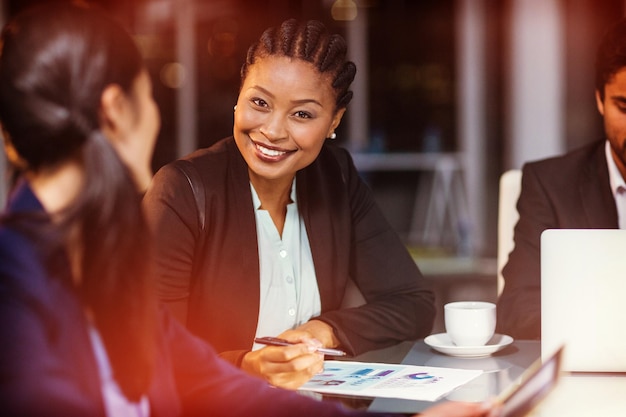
[{"x1": 299, "y1": 361, "x2": 482, "y2": 402}]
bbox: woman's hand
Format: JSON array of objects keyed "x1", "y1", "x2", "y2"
[
  {"x1": 416, "y1": 400, "x2": 501, "y2": 417},
  {"x1": 240, "y1": 338, "x2": 324, "y2": 390},
  {"x1": 240, "y1": 320, "x2": 340, "y2": 389},
  {"x1": 291, "y1": 319, "x2": 340, "y2": 349}
]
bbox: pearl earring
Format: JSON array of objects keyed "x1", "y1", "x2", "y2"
[
  {"x1": 330, "y1": 132, "x2": 337, "y2": 140},
  {"x1": 233, "y1": 105, "x2": 237, "y2": 111}
]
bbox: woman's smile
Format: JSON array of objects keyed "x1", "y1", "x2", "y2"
[{"x1": 252, "y1": 138, "x2": 297, "y2": 162}]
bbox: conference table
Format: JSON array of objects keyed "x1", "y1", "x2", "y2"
[{"x1": 327, "y1": 338, "x2": 626, "y2": 416}]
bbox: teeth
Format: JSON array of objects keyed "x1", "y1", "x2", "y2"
[{"x1": 257, "y1": 144, "x2": 286, "y2": 157}]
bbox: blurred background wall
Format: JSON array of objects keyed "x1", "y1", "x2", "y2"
[{"x1": 0, "y1": 0, "x2": 622, "y2": 261}]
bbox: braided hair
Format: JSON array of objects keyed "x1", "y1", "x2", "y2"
[{"x1": 241, "y1": 19, "x2": 357, "y2": 111}]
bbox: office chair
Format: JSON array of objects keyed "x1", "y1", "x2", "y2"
[{"x1": 497, "y1": 169, "x2": 522, "y2": 297}]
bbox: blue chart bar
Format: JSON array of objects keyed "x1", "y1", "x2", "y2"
[{"x1": 351, "y1": 368, "x2": 374, "y2": 376}]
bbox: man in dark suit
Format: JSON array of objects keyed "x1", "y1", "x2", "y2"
[{"x1": 496, "y1": 17, "x2": 626, "y2": 340}]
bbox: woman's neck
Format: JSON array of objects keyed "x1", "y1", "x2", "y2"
[
  {"x1": 28, "y1": 160, "x2": 85, "y2": 284},
  {"x1": 249, "y1": 173, "x2": 294, "y2": 236},
  {"x1": 27, "y1": 160, "x2": 85, "y2": 215}
]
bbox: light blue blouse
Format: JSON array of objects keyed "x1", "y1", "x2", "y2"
[{"x1": 250, "y1": 179, "x2": 322, "y2": 350}]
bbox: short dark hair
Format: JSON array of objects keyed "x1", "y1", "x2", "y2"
[
  {"x1": 241, "y1": 19, "x2": 357, "y2": 111},
  {"x1": 595, "y1": 18, "x2": 626, "y2": 100}
]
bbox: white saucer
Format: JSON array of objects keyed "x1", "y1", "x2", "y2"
[{"x1": 424, "y1": 333, "x2": 514, "y2": 358}]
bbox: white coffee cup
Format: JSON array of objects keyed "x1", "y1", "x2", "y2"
[{"x1": 444, "y1": 301, "x2": 496, "y2": 347}]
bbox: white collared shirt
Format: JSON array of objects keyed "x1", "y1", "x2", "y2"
[
  {"x1": 250, "y1": 179, "x2": 321, "y2": 350},
  {"x1": 605, "y1": 140, "x2": 626, "y2": 229},
  {"x1": 88, "y1": 326, "x2": 150, "y2": 417}
]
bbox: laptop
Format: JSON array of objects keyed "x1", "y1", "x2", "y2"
[{"x1": 541, "y1": 229, "x2": 626, "y2": 372}]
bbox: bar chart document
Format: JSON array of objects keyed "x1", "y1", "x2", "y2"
[{"x1": 299, "y1": 361, "x2": 482, "y2": 401}]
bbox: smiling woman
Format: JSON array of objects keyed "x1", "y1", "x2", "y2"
[{"x1": 142, "y1": 19, "x2": 436, "y2": 391}]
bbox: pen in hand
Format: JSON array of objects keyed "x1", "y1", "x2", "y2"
[{"x1": 254, "y1": 336, "x2": 347, "y2": 357}]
